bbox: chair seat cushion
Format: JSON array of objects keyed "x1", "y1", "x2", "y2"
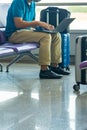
[{"x1": 79, "y1": 61, "x2": 87, "y2": 69}]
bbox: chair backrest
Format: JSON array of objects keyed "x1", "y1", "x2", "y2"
[
  {"x1": 0, "y1": 29, "x2": 6, "y2": 44},
  {"x1": 0, "y1": 3, "x2": 11, "y2": 44},
  {"x1": 0, "y1": 3, "x2": 10, "y2": 28}
]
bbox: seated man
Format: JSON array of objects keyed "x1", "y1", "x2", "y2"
[{"x1": 5, "y1": 0, "x2": 70, "y2": 79}]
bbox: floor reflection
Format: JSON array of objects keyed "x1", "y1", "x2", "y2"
[
  {"x1": 0, "y1": 91, "x2": 23, "y2": 102},
  {"x1": 0, "y1": 64, "x2": 87, "y2": 130},
  {"x1": 75, "y1": 92, "x2": 87, "y2": 130}
]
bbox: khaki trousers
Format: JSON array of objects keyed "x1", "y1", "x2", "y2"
[{"x1": 9, "y1": 30, "x2": 62, "y2": 65}]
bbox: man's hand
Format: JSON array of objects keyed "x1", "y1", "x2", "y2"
[
  {"x1": 38, "y1": 21, "x2": 55, "y2": 30},
  {"x1": 48, "y1": 24, "x2": 54, "y2": 30}
]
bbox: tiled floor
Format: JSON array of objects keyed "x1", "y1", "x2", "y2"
[{"x1": 0, "y1": 63, "x2": 87, "y2": 130}]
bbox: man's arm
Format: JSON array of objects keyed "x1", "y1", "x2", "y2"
[{"x1": 14, "y1": 17, "x2": 54, "y2": 30}]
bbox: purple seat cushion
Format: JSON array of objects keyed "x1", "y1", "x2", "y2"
[
  {"x1": 0, "y1": 28, "x2": 39, "y2": 57},
  {"x1": 0, "y1": 29, "x2": 39, "y2": 53},
  {"x1": 2, "y1": 42, "x2": 39, "y2": 52},
  {"x1": 0, "y1": 47, "x2": 15, "y2": 57},
  {"x1": 79, "y1": 61, "x2": 87, "y2": 69}
]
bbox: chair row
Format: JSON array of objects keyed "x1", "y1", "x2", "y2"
[
  {"x1": 0, "y1": 3, "x2": 40, "y2": 72},
  {"x1": 0, "y1": 28, "x2": 39, "y2": 72}
]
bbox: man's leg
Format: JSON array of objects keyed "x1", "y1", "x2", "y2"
[
  {"x1": 9, "y1": 30, "x2": 62, "y2": 79},
  {"x1": 51, "y1": 33, "x2": 62, "y2": 64},
  {"x1": 9, "y1": 30, "x2": 52, "y2": 66},
  {"x1": 51, "y1": 33, "x2": 70, "y2": 75}
]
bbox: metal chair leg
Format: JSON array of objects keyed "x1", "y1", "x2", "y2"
[{"x1": 6, "y1": 55, "x2": 24, "y2": 72}]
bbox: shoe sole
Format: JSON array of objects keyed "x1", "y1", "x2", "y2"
[
  {"x1": 39, "y1": 76, "x2": 63, "y2": 79},
  {"x1": 52, "y1": 71, "x2": 70, "y2": 75}
]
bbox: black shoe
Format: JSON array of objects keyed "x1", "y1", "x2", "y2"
[
  {"x1": 51, "y1": 66, "x2": 70, "y2": 75},
  {"x1": 39, "y1": 69, "x2": 63, "y2": 79}
]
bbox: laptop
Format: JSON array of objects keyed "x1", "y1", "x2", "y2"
[{"x1": 34, "y1": 18, "x2": 75, "y2": 34}]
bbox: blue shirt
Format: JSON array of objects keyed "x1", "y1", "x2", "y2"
[{"x1": 5, "y1": 0, "x2": 36, "y2": 37}]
